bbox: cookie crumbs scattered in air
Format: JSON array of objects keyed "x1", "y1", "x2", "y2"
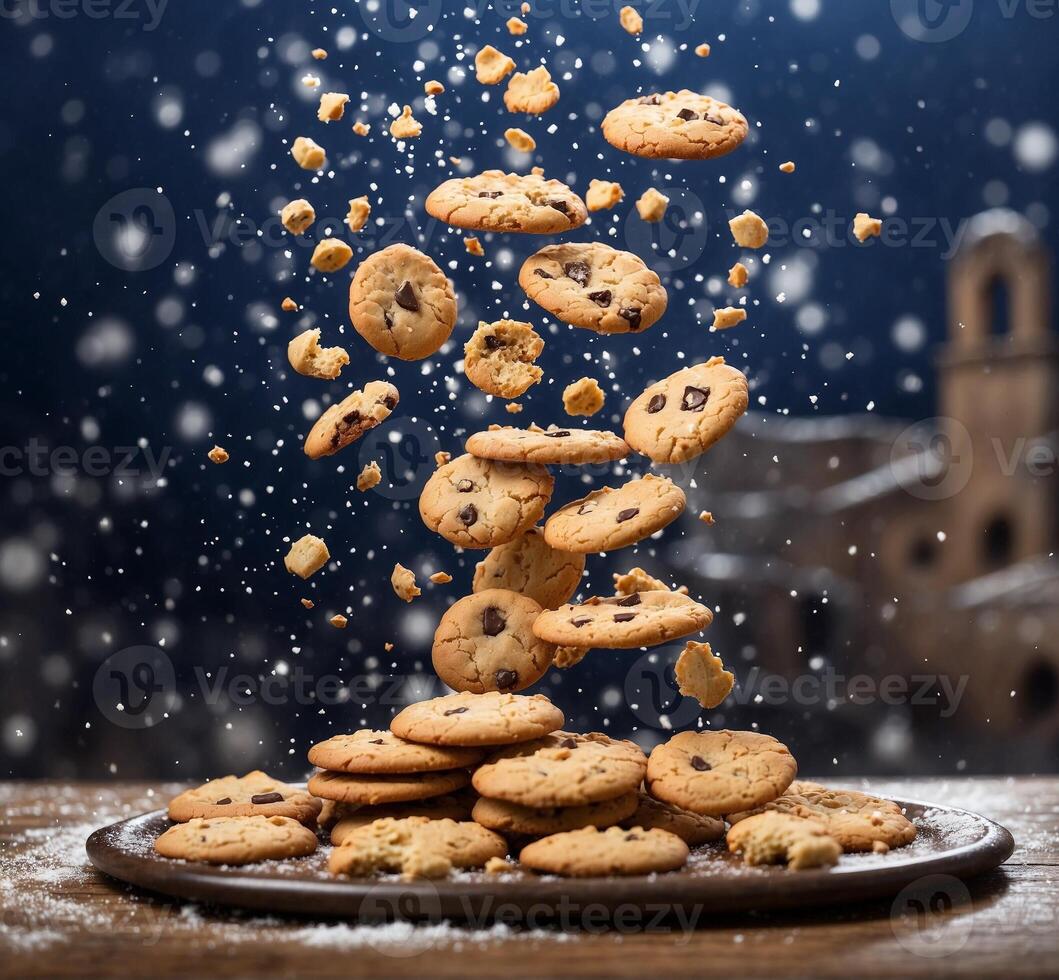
[
  {"x1": 317, "y1": 92, "x2": 349, "y2": 123},
  {"x1": 352, "y1": 120, "x2": 370, "y2": 136},
  {"x1": 504, "y1": 66, "x2": 560, "y2": 114},
  {"x1": 712, "y1": 307, "x2": 747, "y2": 330},
  {"x1": 207, "y1": 446, "x2": 229, "y2": 464},
  {"x1": 695, "y1": 43, "x2": 711, "y2": 57},
  {"x1": 435, "y1": 451, "x2": 451, "y2": 467},
  {"x1": 280, "y1": 199, "x2": 315, "y2": 235},
  {"x1": 619, "y1": 5, "x2": 643, "y2": 34},
  {"x1": 729, "y1": 209, "x2": 769, "y2": 248},
  {"x1": 424, "y1": 80, "x2": 445, "y2": 95},
  {"x1": 464, "y1": 236, "x2": 485, "y2": 256},
  {"x1": 553, "y1": 646, "x2": 589, "y2": 669},
  {"x1": 384, "y1": 642, "x2": 395, "y2": 652},
  {"x1": 285, "y1": 535, "x2": 330, "y2": 580},
  {"x1": 507, "y1": 16, "x2": 528, "y2": 35},
  {"x1": 506, "y1": 402, "x2": 523, "y2": 414},
  {"x1": 330, "y1": 614, "x2": 348, "y2": 629},
  {"x1": 356, "y1": 461, "x2": 382, "y2": 491},
  {"x1": 311, "y1": 48, "x2": 327, "y2": 60},
  {"x1": 586, "y1": 179, "x2": 624, "y2": 211},
  {"x1": 288, "y1": 328, "x2": 350, "y2": 380},
  {"x1": 291, "y1": 136, "x2": 326, "y2": 170},
  {"x1": 429, "y1": 572, "x2": 453, "y2": 584},
  {"x1": 281, "y1": 297, "x2": 298, "y2": 312},
  {"x1": 475, "y1": 45, "x2": 516, "y2": 85},
  {"x1": 449, "y1": 155, "x2": 462, "y2": 165},
  {"x1": 505, "y1": 127, "x2": 536, "y2": 152},
  {"x1": 699, "y1": 511, "x2": 715, "y2": 525},
  {"x1": 853, "y1": 212, "x2": 883, "y2": 242},
  {"x1": 389, "y1": 106, "x2": 422, "y2": 140},
  {"x1": 301, "y1": 74, "x2": 320, "y2": 89},
  {"x1": 301, "y1": 598, "x2": 315, "y2": 609},
  {"x1": 779, "y1": 161, "x2": 796, "y2": 173},
  {"x1": 636, "y1": 188, "x2": 670, "y2": 222},
  {"x1": 391, "y1": 563, "x2": 422, "y2": 602},
  {"x1": 310, "y1": 239, "x2": 353, "y2": 273},
  {"x1": 728, "y1": 262, "x2": 749, "y2": 288},
  {"x1": 345, "y1": 196, "x2": 371, "y2": 233},
  {"x1": 562, "y1": 377, "x2": 605, "y2": 417}
]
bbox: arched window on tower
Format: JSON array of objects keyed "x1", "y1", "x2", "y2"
[
  {"x1": 982, "y1": 513, "x2": 1014, "y2": 569},
  {"x1": 987, "y1": 274, "x2": 1012, "y2": 339}
]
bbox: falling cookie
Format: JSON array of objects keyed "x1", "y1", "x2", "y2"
[
  {"x1": 603, "y1": 90, "x2": 748, "y2": 160},
  {"x1": 518, "y1": 242, "x2": 667, "y2": 334},
  {"x1": 543, "y1": 474, "x2": 686, "y2": 553},
  {"x1": 390, "y1": 691, "x2": 564, "y2": 747},
  {"x1": 307, "y1": 730, "x2": 484, "y2": 774},
  {"x1": 472, "y1": 526, "x2": 585, "y2": 610},
  {"x1": 348, "y1": 243, "x2": 457, "y2": 360},
  {"x1": 464, "y1": 319, "x2": 544, "y2": 398},
  {"x1": 303, "y1": 380, "x2": 399, "y2": 459},
  {"x1": 287, "y1": 328, "x2": 349, "y2": 380},
  {"x1": 466, "y1": 424, "x2": 629, "y2": 465},
  {"x1": 418, "y1": 453, "x2": 554, "y2": 549},
  {"x1": 167, "y1": 770, "x2": 322, "y2": 825},
  {"x1": 674, "y1": 640, "x2": 734, "y2": 709},
  {"x1": 155, "y1": 815, "x2": 318, "y2": 865},
  {"x1": 518, "y1": 825, "x2": 689, "y2": 877}
]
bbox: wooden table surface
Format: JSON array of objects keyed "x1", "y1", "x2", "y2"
[{"x1": 1, "y1": 778, "x2": 1056, "y2": 979}]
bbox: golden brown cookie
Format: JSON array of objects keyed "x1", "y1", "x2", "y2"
[
  {"x1": 602, "y1": 90, "x2": 748, "y2": 160},
  {"x1": 726, "y1": 811, "x2": 842, "y2": 870},
  {"x1": 155, "y1": 815, "x2": 318, "y2": 865},
  {"x1": 307, "y1": 730, "x2": 483, "y2": 774},
  {"x1": 167, "y1": 771, "x2": 322, "y2": 825},
  {"x1": 621, "y1": 792, "x2": 725, "y2": 847},
  {"x1": 518, "y1": 825, "x2": 689, "y2": 877},
  {"x1": 674, "y1": 641, "x2": 734, "y2": 710},
  {"x1": 466, "y1": 424, "x2": 629, "y2": 465},
  {"x1": 472, "y1": 791, "x2": 638, "y2": 836},
  {"x1": 307, "y1": 768, "x2": 471, "y2": 806},
  {"x1": 390, "y1": 691, "x2": 564, "y2": 747},
  {"x1": 330, "y1": 792, "x2": 477, "y2": 845},
  {"x1": 472, "y1": 526, "x2": 585, "y2": 610},
  {"x1": 303, "y1": 381, "x2": 399, "y2": 460},
  {"x1": 464, "y1": 319, "x2": 544, "y2": 398},
  {"x1": 426, "y1": 170, "x2": 586, "y2": 234}
]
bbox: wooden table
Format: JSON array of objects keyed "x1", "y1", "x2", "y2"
[{"x1": 1, "y1": 778, "x2": 1056, "y2": 978}]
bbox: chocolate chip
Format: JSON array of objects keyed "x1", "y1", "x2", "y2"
[
  {"x1": 706, "y1": 114, "x2": 724, "y2": 126},
  {"x1": 214, "y1": 797, "x2": 233, "y2": 805},
  {"x1": 618, "y1": 307, "x2": 642, "y2": 330},
  {"x1": 617, "y1": 594, "x2": 642, "y2": 607},
  {"x1": 676, "y1": 108, "x2": 698, "y2": 121},
  {"x1": 383, "y1": 395, "x2": 397, "y2": 409},
  {"x1": 681, "y1": 385, "x2": 711, "y2": 412},
  {"x1": 250, "y1": 792, "x2": 284, "y2": 804},
  {"x1": 459, "y1": 504, "x2": 478, "y2": 526},
  {"x1": 560, "y1": 737, "x2": 578, "y2": 749},
  {"x1": 494, "y1": 669, "x2": 518, "y2": 690},
  {"x1": 616, "y1": 508, "x2": 639, "y2": 523},
  {"x1": 563, "y1": 261, "x2": 590, "y2": 286},
  {"x1": 533, "y1": 268, "x2": 555, "y2": 279},
  {"x1": 384, "y1": 311, "x2": 394, "y2": 329},
  {"x1": 342, "y1": 410, "x2": 362, "y2": 427},
  {"x1": 394, "y1": 280, "x2": 419, "y2": 312},
  {"x1": 571, "y1": 616, "x2": 593, "y2": 628},
  {"x1": 577, "y1": 503, "x2": 595, "y2": 516},
  {"x1": 613, "y1": 612, "x2": 637, "y2": 623},
  {"x1": 588, "y1": 289, "x2": 612, "y2": 307},
  {"x1": 444, "y1": 706, "x2": 469, "y2": 716},
  {"x1": 456, "y1": 479, "x2": 474, "y2": 493},
  {"x1": 548, "y1": 199, "x2": 570, "y2": 214},
  {"x1": 543, "y1": 430, "x2": 570, "y2": 438},
  {"x1": 482, "y1": 606, "x2": 506, "y2": 636},
  {"x1": 647, "y1": 393, "x2": 667, "y2": 414},
  {"x1": 369, "y1": 739, "x2": 385, "y2": 745},
  {"x1": 478, "y1": 191, "x2": 503, "y2": 199},
  {"x1": 690, "y1": 755, "x2": 712, "y2": 772},
  {"x1": 484, "y1": 335, "x2": 504, "y2": 351}
]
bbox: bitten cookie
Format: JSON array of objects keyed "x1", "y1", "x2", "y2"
[
  {"x1": 418, "y1": 453, "x2": 554, "y2": 549},
  {"x1": 622, "y1": 792, "x2": 725, "y2": 846},
  {"x1": 518, "y1": 242, "x2": 667, "y2": 334},
  {"x1": 674, "y1": 641, "x2": 734, "y2": 710},
  {"x1": 348, "y1": 243, "x2": 457, "y2": 360},
  {"x1": 726, "y1": 811, "x2": 842, "y2": 870},
  {"x1": 519, "y1": 825, "x2": 689, "y2": 877},
  {"x1": 472, "y1": 731, "x2": 647, "y2": 807},
  {"x1": 304, "y1": 381, "x2": 399, "y2": 460},
  {"x1": 727, "y1": 781, "x2": 916, "y2": 853},
  {"x1": 472, "y1": 526, "x2": 585, "y2": 609},
  {"x1": 532, "y1": 591, "x2": 713, "y2": 649},
  {"x1": 602, "y1": 90, "x2": 748, "y2": 160},
  {"x1": 167, "y1": 771, "x2": 322, "y2": 825},
  {"x1": 391, "y1": 691, "x2": 564, "y2": 747},
  {"x1": 154, "y1": 815, "x2": 318, "y2": 865},
  {"x1": 646, "y1": 730, "x2": 797, "y2": 817},
  {"x1": 543, "y1": 474, "x2": 686, "y2": 553},
  {"x1": 425, "y1": 170, "x2": 587, "y2": 234},
  {"x1": 464, "y1": 319, "x2": 544, "y2": 398},
  {"x1": 432, "y1": 589, "x2": 556, "y2": 694},
  {"x1": 307, "y1": 768, "x2": 471, "y2": 806},
  {"x1": 472, "y1": 791, "x2": 639, "y2": 837},
  {"x1": 466, "y1": 424, "x2": 629, "y2": 465},
  {"x1": 307, "y1": 730, "x2": 484, "y2": 774},
  {"x1": 623, "y1": 357, "x2": 748, "y2": 464}
]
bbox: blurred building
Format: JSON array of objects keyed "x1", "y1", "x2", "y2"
[{"x1": 666, "y1": 210, "x2": 1059, "y2": 766}]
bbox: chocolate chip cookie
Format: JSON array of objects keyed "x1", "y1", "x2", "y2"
[
  {"x1": 167, "y1": 771, "x2": 322, "y2": 825},
  {"x1": 464, "y1": 319, "x2": 544, "y2": 398},
  {"x1": 307, "y1": 730, "x2": 484, "y2": 774},
  {"x1": 518, "y1": 825, "x2": 689, "y2": 876},
  {"x1": 155, "y1": 815, "x2": 318, "y2": 865},
  {"x1": 303, "y1": 381, "x2": 399, "y2": 460},
  {"x1": 466, "y1": 424, "x2": 630, "y2": 465},
  {"x1": 390, "y1": 691, "x2": 564, "y2": 747},
  {"x1": 472, "y1": 791, "x2": 639, "y2": 837},
  {"x1": 621, "y1": 792, "x2": 725, "y2": 846},
  {"x1": 726, "y1": 811, "x2": 842, "y2": 870},
  {"x1": 472, "y1": 526, "x2": 585, "y2": 609},
  {"x1": 307, "y1": 768, "x2": 471, "y2": 806},
  {"x1": 602, "y1": 90, "x2": 748, "y2": 160}
]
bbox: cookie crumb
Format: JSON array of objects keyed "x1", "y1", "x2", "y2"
[
  {"x1": 698, "y1": 510, "x2": 715, "y2": 525},
  {"x1": 317, "y1": 92, "x2": 349, "y2": 123},
  {"x1": 504, "y1": 66, "x2": 560, "y2": 115},
  {"x1": 674, "y1": 640, "x2": 734, "y2": 709},
  {"x1": 288, "y1": 328, "x2": 350, "y2": 380},
  {"x1": 391, "y1": 563, "x2": 421, "y2": 603},
  {"x1": 636, "y1": 187, "x2": 670, "y2": 222},
  {"x1": 285, "y1": 534, "x2": 330, "y2": 580},
  {"x1": 727, "y1": 262, "x2": 749, "y2": 288},
  {"x1": 281, "y1": 297, "x2": 298, "y2": 312},
  {"x1": 312, "y1": 48, "x2": 327, "y2": 60},
  {"x1": 562, "y1": 377, "x2": 605, "y2": 417},
  {"x1": 207, "y1": 445, "x2": 229, "y2": 464},
  {"x1": 424, "y1": 80, "x2": 445, "y2": 96},
  {"x1": 614, "y1": 566, "x2": 687, "y2": 596},
  {"x1": 475, "y1": 45, "x2": 516, "y2": 85},
  {"x1": 506, "y1": 402, "x2": 523, "y2": 414},
  {"x1": 389, "y1": 105, "x2": 422, "y2": 140},
  {"x1": 729, "y1": 209, "x2": 769, "y2": 249},
  {"x1": 301, "y1": 598, "x2": 315, "y2": 609},
  {"x1": 384, "y1": 642, "x2": 395, "y2": 652},
  {"x1": 695, "y1": 43, "x2": 711, "y2": 57},
  {"x1": 356, "y1": 460, "x2": 382, "y2": 491},
  {"x1": 291, "y1": 136, "x2": 326, "y2": 171},
  {"x1": 429, "y1": 572, "x2": 453, "y2": 584},
  {"x1": 330, "y1": 614, "x2": 348, "y2": 629},
  {"x1": 301, "y1": 74, "x2": 321, "y2": 90},
  {"x1": 712, "y1": 307, "x2": 747, "y2": 331},
  {"x1": 281, "y1": 199, "x2": 316, "y2": 235},
  {"x1": 485, "y1": 856, "x2": 516, "y2": 873},
  {"x1": 554, "y1": 646, "x2": 589, "y2": 669},
  {"x1": 779, "y1": 160, "x2": 796, "y2": 174},
  {"x1": 352, "y1": 120, "x2": 370, "y2": 137},
  {"x1": 853, "y1": 212, "x2": 883, "y2": 242},
  {"x1": 521, "y1": 1, "x2": 530, "y2": 10},
  {"x1": 464, "y1": 236, "x2": 485, "y2": 256},
  {"x1": 586, "y1": 179, "x2": 624, "y2": 211},
  {"x1": 507, "y1": 16, "x2": 528, "y2": 35},
  {"x1": 345, "y1": 196, "x2": 371, "y2": 233},
  {"x1": 435, "y1": 451, "x2": 451, "y2": 467},
  {"x1": 504, "y1": 127, "x2": 536, "y2": 153},
  {"x1": 311, "y1": 238, "x2": 354, "y2": 273},
  {"x1": 619, "y1": 5, "x2": 643, "y2": 34},
  {"x1": 727, "y1": 812, "x2": 841, "y2": 871}
]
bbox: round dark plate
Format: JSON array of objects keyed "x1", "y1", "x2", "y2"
[{"x1": 86, "y1": 799, "x2": 1014, "y2": 923}]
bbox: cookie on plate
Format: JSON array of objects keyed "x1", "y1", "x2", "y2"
[
  {"x1": 167, "y1": 771, "x2": 322, "y2": 825},
  {"x1": 307, "y1": 768, "x2": 471, "y2": 806},
  {"x1": 418, "y1": 453, "x2": 554, "y2": 549},
  {"x1": 391, "y1": 691, "x2": 564, "y2": 747},
  {"x1": 432, "y1": 589, "x2": 556, "y2": 695},
  {"x1": 726, "y1": 811, "x2": 842, "y2": 870},
  {"x1": 532, "y1": 591, "x2": 713, "y2": 649},
  {"x1": 472, "y1": 526, "x2": 585, "y2": 609},
  {"x1": 621, "y1": 792, "x2": 725, "y2": 847},
  {"x1": 543, "y1": 474, "x2": 686, "y2": 553},
  {"x1": 518, "y1": 825, "x2": 689, "y2": 877},
  {"x1": 330, "y1": 792, "x2": 477, "y2": 845},
  {"x1": 303, "y1": 381, "x2": 399, "y2": 460},
  {"x1": 623, "y1": 357, "x2": 748, "y2": 464},
  {"x1": 329, "y1": 816, "x2": 507, "y2": 879},
  {"x1": 472, "y1": 731, "x2": 647, "y2": 807},
  {"x1": 727, "y1": 780, "x2": 916, "y2": 853},
  {"x1": 466, "y1": 424, "x2": 629, "y2": 465},
  {"x1": 472, "y1": 791, "x2": 639, "y2": 837},
  {"x1": 425, "y1": 170, "x2": 586, "y2": 234},
  {"x1": 307, "y1": 730, "x2": 484, "y2": 774},
  {"x1": 646, "y1": 730, "x2": 797, "y2": 818},
  {"x1": 155, "y1": 815, "x2": 318, "y2": 865},
  {"x1": 602, "y1": 90, "x2": 748, "y2": 160},
  {"x1": 464, "y1": 319, "x2": 544, "y2": 398},
  {"x1": 518, "y1": 242, "x2": 667, "y2": 334},
  {"x1": 348, "y1": 243, "x2": 457, "y2": 360}
]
